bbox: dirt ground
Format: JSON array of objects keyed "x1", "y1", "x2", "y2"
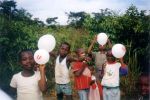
[{"x1": 44, "y1": 96, "x2": 79, "y2": 100}]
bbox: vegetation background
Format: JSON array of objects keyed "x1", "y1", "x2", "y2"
[{"x1": 0, "y1": 0, "x2": 149, "y2": 99}]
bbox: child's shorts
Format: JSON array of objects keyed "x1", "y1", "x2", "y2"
[
  {"x1": 103, "y1": 86, "x2": 120, "y2": 100},
  {"x1": 55, "y1": 83, "x2": 72, "y2": 95}
]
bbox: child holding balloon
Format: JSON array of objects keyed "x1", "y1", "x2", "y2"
[
  {"x1": 101, "y1": 50, "x2": 128, "y2": 100},
  {"x1": 10, "y1": 49, "x2": 47, "y2": 100},
  {"x1": 88, "y1": 33, "x2": 112, "y2": 81}
]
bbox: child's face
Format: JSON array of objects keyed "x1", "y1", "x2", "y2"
[
  {"x1": 59, "y1": 44, "x2": 70, "y2": 57},
  {"x1": 20, "y1": 51, "x2": 35, "y2": 71},
  {"x1": 99, "y1": 45, "x2": 105, "y2": 51},
  {"x1": 107, "y1": 55, "x2": 116, "y2": 62},
  {"x1": 139, "y1": 76, "x2": 150, "y2": 96},
  {"x1": 77, "y1": 49, "x2": 85, "y2": 58},
  {"x1": 106, "y1": 51, "x2": 116, "y2": 63}
]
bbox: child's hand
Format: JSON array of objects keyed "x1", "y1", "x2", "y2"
[
  {"x1": 118, "y1": 58, "x2": 127, "y2": 67},
  {"x1": 85, "y1": 56, "x2": 92, "y2": 62},
  {"x1": 39, "y1": 64, "x2": 46, "y2": 71},
  {"x1": 118, "y1": 57, "x2": 124, "y2": 63},
  {"x1": 90, "y1": 80, "x2": 95, "y2": 85}
]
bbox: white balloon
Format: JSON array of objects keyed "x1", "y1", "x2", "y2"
[
  {"x1": 97, "y1": 33, "x2": 108, "y2": 46},
  {"x1": 34, "y1": 49, "x2": 50, "y2": 64},
  {"x1": 38, "y1": 34, "x2": 56, "y2": 52},
  {"x1": 112, "y1": 44, "x2": 126, "y2": 58}
]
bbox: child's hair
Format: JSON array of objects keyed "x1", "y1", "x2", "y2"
[
  {"x1": 60, "y1": 42, "x2": 71, "y2": 51},
  {"x1": 18, "y1": 49, "x2": 33, "y2": 61},
  {"x1": 106, "y1": 49, "x2": 113, "y2": 56},
  {"x1": 75, "y1": 48, "x2": 83, "y2": 54}
]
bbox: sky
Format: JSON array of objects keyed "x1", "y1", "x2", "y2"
[{"x1": 14, "y1": 0, "x2": 150, "y2": 25}]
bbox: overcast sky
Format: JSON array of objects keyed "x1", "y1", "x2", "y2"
[{"x1": 14, "y1": 0, "x2": 150, "y2": 25}]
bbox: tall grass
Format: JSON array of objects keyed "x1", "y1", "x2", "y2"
[{"x1": 120, "y1": 42, "x2": 141, "y2": 97}]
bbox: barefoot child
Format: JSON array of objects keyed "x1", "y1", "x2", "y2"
[{"x1": 10, "y1": 49, "x2": 47, "y2": 100}]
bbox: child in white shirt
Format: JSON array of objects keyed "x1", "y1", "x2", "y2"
[
  {"x1": 10, "y1": 50, "x2": 47, "y2": 100},
  {"x1": 101, "y1": 50, "x2": 128, "y2": 100}
]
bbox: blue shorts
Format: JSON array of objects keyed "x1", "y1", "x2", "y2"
[{"x1": 56, "y1": 83, "x2": 72, "y2": 95}]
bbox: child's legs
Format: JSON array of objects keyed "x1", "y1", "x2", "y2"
[
  {"x1": 56, "y1": 84, "x2": 63, "y2": 100},
  {"x1": 103, "y1": 87, "x2": 120, "y2": 100},
  {"x1": 108, "y1": 87, "x2": 120, "y2": 100},
  {"x1": 61, "y1": 83, "x2": 73, "y2": 100},
  {"x1": 103, "y1": 87, "x2": 109, "y2": 100},
  {"x1": 78, "y1": 89, "x2": 89, "y2": 100},
  {"x1": 57, "y1": 93, "x2": 63, "y2": 100}
]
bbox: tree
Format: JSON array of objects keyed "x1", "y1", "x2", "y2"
[
  {"x1": 0, "y1": 0, "x2": 16, "y2": 19},
  {"x1": 46, "y1": 17, "x2": 58, "y2": 25},
  {"x1": 67, "y1": 11, "x2": 89, "y2": 28}
]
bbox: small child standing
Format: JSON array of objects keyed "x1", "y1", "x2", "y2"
[
  {"x1": 101, "y1": 50, "x2": 128, "y2": 100},
  {"x1": 10, "y1": 49, "x2": 47, "y2": 100},
  {"x1": 89, "y1": 66, "x2": 103, "y2": 100}
]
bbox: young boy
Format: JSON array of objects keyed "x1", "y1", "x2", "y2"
[
  {"x1": 101, "y1": 50, "x2": 128, "y2": 100},
  {"x1": 72, "y1": 48, "x2": 91, "y2": 100},
  {"x1": 10, "y1": 49, "x2": 47, "y2": 100},
  {"x1": 50, "y1": 42, "x2": 77, "y2": 100},
  {"x1": 88, "y1": 35, "x2": 112, "y2": 81}
]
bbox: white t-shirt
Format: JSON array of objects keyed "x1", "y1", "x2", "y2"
[
  {"x1": 101, "y1": 62, "x2": 121, "y2": 87},
  {"x1": 10, "y1": 71, "x2": 43, "y2": 100}
]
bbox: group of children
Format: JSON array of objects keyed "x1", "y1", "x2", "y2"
[{"x1": 9, "y1": 35, "x2": 149, "y2": 100}]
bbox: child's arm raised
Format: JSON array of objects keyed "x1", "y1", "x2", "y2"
[
  {"x1": 119, "y1": 58, "x2": 128, "y2": 76},
  {"x1": 88, "y1": 35, "x2": 97, "y2": 53},
  {"x1": 38, "y1": 65, "x2": 47, "y2": 92},
  {"x1": 106, "y1": 38, "x2": 112, "y2": 49}
]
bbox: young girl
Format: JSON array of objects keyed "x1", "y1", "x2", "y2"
[
  {"x1": 89, "y1": 66, "x2": 103, "y2": 100},
  {"x1": 10, "y1": 49, "x2": 47, "y2": 100}
]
